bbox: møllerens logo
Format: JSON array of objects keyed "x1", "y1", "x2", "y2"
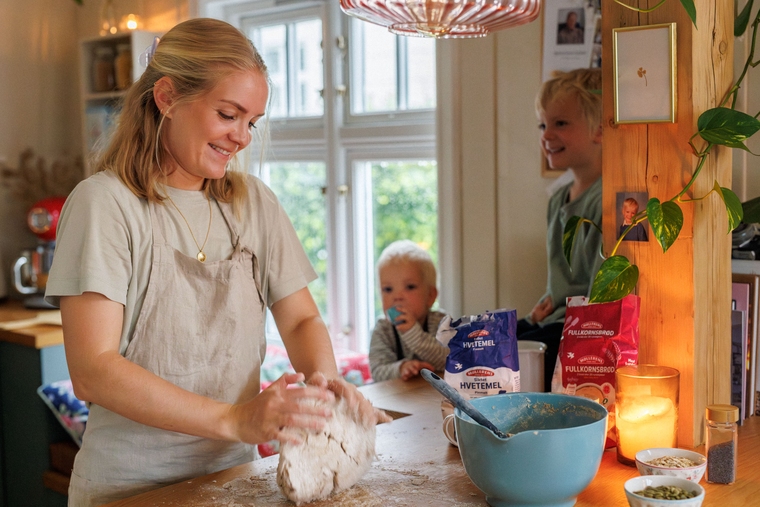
[
  {"x1": 578, "y1": 355, "x2": 604, "y2": 365},
  {"x1": 468, "y1": 329, "x2": 490, "y2": 339},
  {"x1": 466, "y1": 369, "x2": 495, "y2": 377},
  {"x1": 581, "y1": 321, "x2": 603, "y2": 330}
]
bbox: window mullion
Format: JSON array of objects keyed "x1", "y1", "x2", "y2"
[
  {"x1": 286, "y1": 22, "x2": 295, "y2": 117},
  {"x1": 397, "y1": 36, "x2": 408, "y2": 111},
  {"x1": 325, "y1": 2, "x2": 354, "y2": 350}
]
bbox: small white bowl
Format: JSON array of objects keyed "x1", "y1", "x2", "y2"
[
  {"x1": 635, "y1": 448, "x2": 707, "y2": 483},
  {"x1": 624, "y1": 476, "x2": 705, "y2": 507}
]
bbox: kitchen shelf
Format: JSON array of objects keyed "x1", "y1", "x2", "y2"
[{"x1": 79, "y1": 30, "x2": 160, "y2": 175}]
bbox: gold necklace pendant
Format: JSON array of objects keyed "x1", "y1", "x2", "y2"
[{"x1": 165, "y1": 190, "x2": 213, "y2": 263}]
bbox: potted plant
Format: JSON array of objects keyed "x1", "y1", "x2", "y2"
[{"x1": 565, "y1": 0, "x2": 760, "y2": 303}]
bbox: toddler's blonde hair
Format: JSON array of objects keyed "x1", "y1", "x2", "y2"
[{"x1": 377, "y1": 240, "x2": 437, "y2": 290}]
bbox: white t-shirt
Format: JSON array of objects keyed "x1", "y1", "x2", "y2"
[{"x1": 46, "y1": 170, "x2": 316, "y2": 354}]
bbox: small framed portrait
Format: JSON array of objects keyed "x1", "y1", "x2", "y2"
[
  {"x1": 612, "y1": 23, "x2": 677, "y2": 124},
  {"x1": 557, "y1": 8, "x2": 585, "y2": 45},
  {"x1": 616, "y1": 192, "x2": 650, "y2": 242}
]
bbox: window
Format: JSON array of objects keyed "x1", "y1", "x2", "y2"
[
  {"x1": 261, "y1": 161, "x2": 328, "y2": 317},
  {"x1": 206, "y1": 0, "x2": 437, "y2": 353},
  {"x1": 350, "y1": 20, "x2": 436, "y2": 114},
  {"x1": 248, "y1": 17, "x2": 324, "y2": 118}
]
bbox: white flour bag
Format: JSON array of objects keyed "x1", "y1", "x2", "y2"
[{"x1": 436, "y1": 309, "x2": 520, "y2": 399}]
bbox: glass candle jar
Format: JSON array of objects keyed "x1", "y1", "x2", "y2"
[
  {"x1": 615, "y1": 364, "x2": 680, "y2": 466},
  {"x1": 705, "y1": 404, "x2": 739, "y2": 484}
]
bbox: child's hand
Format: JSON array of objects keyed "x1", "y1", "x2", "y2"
[
  {"x1": 529, "y1": 296, "x2": 553, "y2": 324},
  {"x1": 388, "y1": 306, "x2": 415, "y2": 333},
  {"x1": 399, "y1": 360, "x2": 435, "y2": 381}
]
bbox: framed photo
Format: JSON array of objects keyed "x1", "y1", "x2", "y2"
[
  {"x1": 612, "y1": 23, "x2": 677, "y2": 124},
  {"x1": 541, "y1": 0, "x2": 601, "y2": 83},
  {"x1": 615, "y1": 191, "x2": 650, "y2": 242}
]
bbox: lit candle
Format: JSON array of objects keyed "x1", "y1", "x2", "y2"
[{"x1": 615, "y1": 365, "x2": 680, "y2": 466}]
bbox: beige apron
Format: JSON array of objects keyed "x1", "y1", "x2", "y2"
[{"x1": 68, "y1": 197, "x2": 266, "y2": 507}]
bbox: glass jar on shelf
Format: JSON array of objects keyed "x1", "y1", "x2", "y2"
[
  {"x1": 114, "y1": 43, "x2": 133, "y2": 90},
  {"x1": 92, "y1": 46, "x2": 115, "y2": 93},
  {"x1": 705, "y1": 404, "x2": 739, "y2": 484}
]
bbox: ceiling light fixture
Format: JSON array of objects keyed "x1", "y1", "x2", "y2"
[{"x1": 339, "y1": 0, "x2": 542, "y2": 39}]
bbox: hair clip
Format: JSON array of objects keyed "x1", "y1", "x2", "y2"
[{"x1": 139, "y1": 36, "x2": 161, "y2": 68}]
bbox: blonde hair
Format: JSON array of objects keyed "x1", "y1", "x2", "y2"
[
  {"x1": 377, "y1": 240, "x2": 437, "y2": 289},
  {"x1": 535, "y1": 68, "x2": 602, "y2": 131},
  {"x1": 623, "y1": 197, "x2": 640, "y2": 211},
  {"x1": 94, "y1": 18, "x2": 269, "y2": 211}
]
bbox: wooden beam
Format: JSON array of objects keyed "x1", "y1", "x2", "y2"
[{"x1": 602, "y1": 0, "x2": 733, "y2": 447}]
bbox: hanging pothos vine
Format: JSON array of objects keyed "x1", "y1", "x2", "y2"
[{"x1": 564, "y1": 0, "x2": 760, "y2": 303}]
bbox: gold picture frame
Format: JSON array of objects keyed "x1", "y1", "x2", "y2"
[{"x1": 612, "y1": 23, "x2": 677, "y2": 124}]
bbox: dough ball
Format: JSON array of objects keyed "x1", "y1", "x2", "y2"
[{"x1": 277, "y1": 397, "x2": 376, "y2": 505}]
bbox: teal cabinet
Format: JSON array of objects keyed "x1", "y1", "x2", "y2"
[{"x1": 0, "y1": 341, "x2": 70, "y2": 507}]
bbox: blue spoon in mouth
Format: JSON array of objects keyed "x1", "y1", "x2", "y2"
[{"x1": 420, "y1": 368, "x2": 511, "y2": 439}]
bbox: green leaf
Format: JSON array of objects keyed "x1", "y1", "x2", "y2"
[
  {"x1": 562, "y1": 216, "x2": 583, "y2": 266},
  {"x1": 590, "y1": 256, "x2": 639, "y2": 303},
  {"x1": 713, "y1": 183, "x2": 744, "y2": 231},
  {"x1": 735, "y1": 0, "x2": 754, "y2": 37},
  {"x1": 698, "y1": 107, "x2": 760, "y2": 152},
  {"x1": 679, "y1": 0, "x2": 697, "y2": 28},
  {"x1": 647, "y1": 198, "x2": 683, "y2": 253},
  {"x1": 742, "y1": 196, "x2": 760, "y2": 224}
]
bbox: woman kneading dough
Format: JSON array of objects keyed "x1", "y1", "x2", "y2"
[{"x1": 45, "y1": 18, "x2": 388, "y2": 507}]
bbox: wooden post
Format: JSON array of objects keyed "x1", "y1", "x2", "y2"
[{"x1": 601, "y1": 0, "x2": 734, "y2": 447}]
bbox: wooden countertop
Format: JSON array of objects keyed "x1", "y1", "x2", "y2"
[
  {"x1": 106, "y1": 378, "x2": 760, "y2": 507},
  {"x1": 0, "y1": 300, "x2": 63, "y2": 349}
]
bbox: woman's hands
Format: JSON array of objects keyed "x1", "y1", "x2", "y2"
[
  {"x1": 225, "y1": 373, "x2": 335, "y2": 446},
  {"x1": 226, "y1": 371, "x2": 391, "y2": 446},
  {"x1": 316, "y1": 373, "x2": 392, "y2": 427}
]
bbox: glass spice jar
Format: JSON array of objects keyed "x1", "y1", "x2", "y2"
[
  {"x1": 114, "y1": 43, "x2": 133, "y2": 90},
  {"x1": 705, "y1": 404, "x2": 739, "y2": 484},
  {"x1": 92, "y1": 46, "x2": 115, "y2": 92}
]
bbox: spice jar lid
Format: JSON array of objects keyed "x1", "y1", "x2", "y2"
[{"x1": 706, "y1": 404, "x2": 739, "y2": 423}]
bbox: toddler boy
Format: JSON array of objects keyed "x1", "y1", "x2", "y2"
[{"x1": 369, "y1": 240, "x2": 448, "y2": 382}]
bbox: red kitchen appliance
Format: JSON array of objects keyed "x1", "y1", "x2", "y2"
[{"x1": 12, "y1": 196, "x2": 66, "y2": 309}]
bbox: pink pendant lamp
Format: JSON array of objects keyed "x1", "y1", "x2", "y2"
[{"x1": 339, "y1": 0, "x2": 542, "y2": 38}]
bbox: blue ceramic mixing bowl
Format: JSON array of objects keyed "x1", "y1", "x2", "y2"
[{"x1": 455, "y1": 393, "x2": 607, "y2": 507}]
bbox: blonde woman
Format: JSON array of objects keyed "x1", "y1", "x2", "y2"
[{"x1": 46, "y1": 18, "x2": 387, "y2": 506}]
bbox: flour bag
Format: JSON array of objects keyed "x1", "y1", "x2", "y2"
[
  {"x1": 551, "y1": 294, "x2": 640, "y2": 447},
  {"x1": 436, "y1": 309, "x2": 520, "y2": 399}
]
